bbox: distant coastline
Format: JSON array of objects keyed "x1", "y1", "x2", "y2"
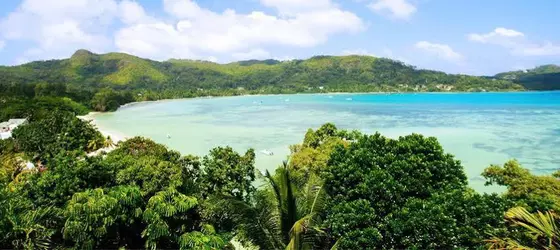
[
  {"x1": 77, "y1": 112, "x2": 128, "y2": 143},
  {"x1": 108, "y1": 89, "x2": 539, "y2": 113}
]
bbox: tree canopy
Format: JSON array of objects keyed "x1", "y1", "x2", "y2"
[{"x1": 0, "y1": 108, "x2": 558, "y2": 249}]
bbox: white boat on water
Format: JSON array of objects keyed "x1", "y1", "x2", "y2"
[{"x1": 260, "y1": 149, "x2": 274, "y2": 156}]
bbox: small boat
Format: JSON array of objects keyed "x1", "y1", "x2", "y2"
[
  {"x1": 345, "y1": 97, "x2": 353, "y2": 101},
  {"x1": 260, "y1": 149, "x2": 274, "y2": 156}
]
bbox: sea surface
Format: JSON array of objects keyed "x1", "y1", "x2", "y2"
[{"x1": 92, "y1": 92, "x2": 560, "y2": 193}]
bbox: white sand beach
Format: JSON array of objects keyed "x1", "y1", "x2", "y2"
[{"x1": 77, "y1": 112, "x2": 128, "y2": 143}]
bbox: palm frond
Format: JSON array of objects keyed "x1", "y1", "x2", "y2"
[
  {"x1": 505, "y1": 207, "x2": 558, "y2": 240},
  {"x1": 487, "y1": 207, "x2": 560, "y2": 250}
]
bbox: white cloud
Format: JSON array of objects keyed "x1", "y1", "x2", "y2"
[
  {"x1": 115, "y1": 0, "x2": 365, "y2": 60},
  {"x1": 415, "y1": 41, "x2": 463, "y2": 62},
  {"x1": 119, "y1": 0, "x2": 149, "y2": 24},
  {"x1": 368, "y1": 0, "x2": 416, "y2": 20},
  {"x1": 0, "y1": 0, "x2": 120, "y2": 61},
  {"x1": 259, "y1": 0, "x2": 333, "y2": 15},
  {"x1": 232, "y1": 49, "x2": 271, "y2": 60},
  {"x1": 0, "y1": 40, "x2": 5, "y2": 51},
  {"x1": 467, "y1": 27, "x2": 524, "y2": 47},
  {"x1": 0, "y1": 0, "x2": 365, "y2": 63},
  {"x1": 469, "y1": 27, "x2": 560, "y2": 56}
]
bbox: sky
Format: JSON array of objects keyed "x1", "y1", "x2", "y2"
[{"x1": 0, "y1": 0, "x2": 558, "y2": 75}]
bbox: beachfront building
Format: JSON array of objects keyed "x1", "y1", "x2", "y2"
[{"x1": 0, "y1": 118, "x2": 27, "y2": 139}]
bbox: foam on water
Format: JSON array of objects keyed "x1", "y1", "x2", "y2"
[{"x1": 92, "y1": 92, "x2": 560, "y2": 193}]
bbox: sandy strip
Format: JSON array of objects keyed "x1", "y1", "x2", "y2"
[{"x1": 77, "y1": 112, "x2": 128, "y2": 143}]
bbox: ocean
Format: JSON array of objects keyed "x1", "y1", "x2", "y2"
[{"x1": 91, "y1": 91, "x2": 560, "y2": 193}]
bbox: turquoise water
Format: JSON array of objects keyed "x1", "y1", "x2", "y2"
[{"x1": 92, "y1": 92, "x2": 560, "y2": 193}]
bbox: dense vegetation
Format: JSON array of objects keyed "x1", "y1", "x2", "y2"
[
  {"x1": 0, "y1": 50, "x2": 532, "y2": 115},
  {"x1": 494, "y1": 64, "x2": 560, "y2": 90},
  {"x1": 1, "y1": 104, "x2": 559, "y2": 249},
  {"x1": 0, "y1": 51, "x2": 558, "y2": 249}
]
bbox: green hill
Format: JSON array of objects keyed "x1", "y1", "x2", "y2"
[
  {"x1": 0, "y1": 49, "x2": 526, "y2": 92},
  {"x1": 494, "y1": 65, "x2": 560, "y2": 90},
  {"x1": 4, "y1": 49, "x2": 559, "y2": 112}
]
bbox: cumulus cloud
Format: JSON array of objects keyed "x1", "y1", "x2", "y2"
[
  {"x1": 115, "y1": 0, "x2": 365, "y2": 60},
  {"x1": 0, "y1": 0, "x2": 365, "y2": 63},
  {"x1": 468, "y1": 27, "x2": 560, "y2": 56},
  {"x1": 260, "y1": 0, "x2": 333, "y2": 15},
  {"x1": 468, "y1": 27, "x2": 524, "y2": 43},
  {"x1": 119, "y1": 0, "x2": 150, "y2": 24},
  {"x1": 0, "y1": 0, "x2": 122, "y2": 62},
  {"x1": 368, "y1": 0, "x2": 416, "y2": 20},
  {"x1": 414, "y1": 41, "x2": 464, "y2": 62}
]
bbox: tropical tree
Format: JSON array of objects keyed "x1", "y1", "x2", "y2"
[
  {"x1": 321, "y1": 131, "x2": 508, "y2": 249},
  {"x1": 63, "y1": 186, "x2": 144, "y2": 249},
  {"x1": 205, "y1": 161, "x2": 327, "y2": 250},
  {"x1": 487, "y1": 207, "x2": 560, "y2": 250},
  {"x1": 12, "y1": 110, "x2": 104, "y2": 161},
  {"x1": 200, "y1": 146, "x2": 256, "y2": 201},
  {"x1": 266, "y1": 162, "x2": 326, "y2": 250},
  {"x1": 483, "y1": 160, "x2": 560, "y2": 211}
]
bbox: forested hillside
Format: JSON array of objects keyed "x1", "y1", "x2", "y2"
[
  {"x1": 494, "y1": 64, "x2": 560, "y2": 90},
  {"x1": 0, "y1": 50, "x2": 527, "y2": 113}
]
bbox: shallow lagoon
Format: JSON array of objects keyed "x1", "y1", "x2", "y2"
[{"x1": 92, "y1": 92, "x2": 560, "y2": 193}]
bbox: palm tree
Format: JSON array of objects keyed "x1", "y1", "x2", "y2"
[
  {"x1": 487, "y1": 207, "x2": 560, "y2": 249},
  {"x1": 103, "y1": 136, "x2": 115, "y2": 148},
  {"x1": 208, "y1": 161, "x2": 326, "y2": 250},
  {"x1": 265, "y1": 163, "x2": 326, "y2": 250},
  {"x1": 4, "y1": 206, "x2": 56, "y2": 249}
]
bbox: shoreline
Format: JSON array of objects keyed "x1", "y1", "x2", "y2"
[
  {"x1": 77, "y1": 112, "x2": 129, "y2": 143},
  {"x1": 113, "y1": 89, "x2": 538, "y2": 112},
  {"x1": 80, "y1": 90, "x2": 546, "y2": 141}
]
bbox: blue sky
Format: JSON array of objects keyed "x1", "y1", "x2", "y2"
[{"x1": 0, "y1": 0, "x2": 558, "y2": 75}]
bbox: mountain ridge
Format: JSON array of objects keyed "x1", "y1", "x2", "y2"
[
  {"x1": 1, "y1": 49, "x2": 558, "y2": 112},
  {"x1": 2, "y1": 49, "x2": 524, "y2": 90}
]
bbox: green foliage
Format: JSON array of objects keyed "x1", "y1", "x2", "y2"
[
  {"x1": 483, "y1": 160, "x2": 560, "y2": 211},
  {"x1": 324, "y1": 133, "x2": 467, "y2": 213},
  {"x1": 27, "y1": 153, "x2": 117, "y2": 207},
  {"x1": 495, "y1": 64, "x2": 560, "y2": 90},
  {"x1": 12, "y1": 110, "x2": 104, "y2": 161},
  {"x1": 381, "y1": 190, "x2": 511, "y2": 249},
  {"x1": 487, "y1": 207, "x2": 560, "y2": 250},
  {"x1": 63, "y1": 186, "x2": 143, "y2": 249},
  {"x1": 142, "y1": 188, "x2": 199, "y2": 249},
  {"x1": 325, "y1": 199, "x2": 380, "y2": 249},
  {"x1": 289, "y1": 123, "x2": 357, "y2": 187},
  {"x1": 0, "y1": 96, "x2": 88, "y2": 121},
  {"x1": 178, "y1": 224, "x2": 227, "y2": 250},
  {"x1": 0, "y1": 183, "x2": 57, "y2": 250},
  {"x1": 201, "y1": 146, "x2": 256, "y2": 201},
  {"x1": 321, "y1": 131, "x2": 493, "y2": 248},
  {"x1": 90, "y1": 88, "x2": 134, "y2": 112},
  {"x1": 3, "y1": 111, "x2": 558, "y2": 250}
]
